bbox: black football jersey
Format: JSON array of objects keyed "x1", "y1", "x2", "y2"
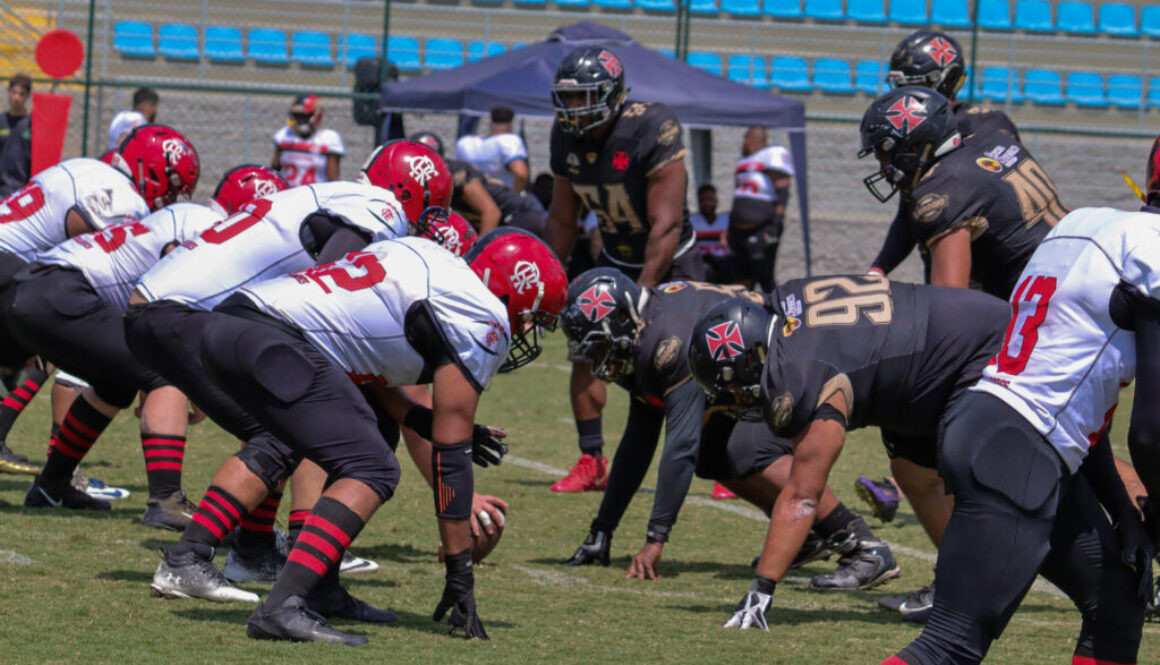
[
  {"x1": 550, "y1": 102, "x2": 692, "y2": 267},
  {"x1": 447, "y1": 158, "x2": 528, "y2": 228},
  {"x1": 900, "y1": 134, "x2": 1067, "y2": 299},
  {"x1": 953, "y1": 103, "x2": 1019, "y2": 141},
  {"x1": 758, "y1": 275, "x2": 1008, "y2": 440}
]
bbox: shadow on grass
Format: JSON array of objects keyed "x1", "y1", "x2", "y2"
[
  {"x1": 378, "y1": 607, "x2": 516, "y2": 635},
  {"x1": 0, "y1": 502, "x2": 141, "y2": 521},
  {"x1": 670, "y1": 602, "x2": 907, "y2": 626},
  {"x1": 97, "y1": 568, "x2": 153, "y2": 583},
  {"x1": 171, "y1": 605, "x2": 255, "y2": 626},
  {"x1": 347, "y1": 542, "x2": 434, "y2": 564},
  {"x1": 524, "y1": 556, "x2": 753, "y2": 581}
]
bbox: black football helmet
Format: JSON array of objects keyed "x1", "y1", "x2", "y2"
[
  {"x1": 886, "y1": 31, "x2": 967, "y2": 100},
  {"x1": 688, "y1": 297, "x2": 775, "y2": 420},
  {"x1": 409, "y1": 131, "x2": 445, "y2": 156},
  {"x1": 561, "y1": 268, "x2": 644, "y2": 382},
  {"x1": 551, "y1": 46, "x2": 629, "y2": 138},
  {"x1": 858, "y1": 86, "x2": 962, "y2": 202}
]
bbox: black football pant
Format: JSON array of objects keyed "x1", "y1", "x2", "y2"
[
  {"x1": 8, "y1": 265, "x2": 167, "y2": 408},
  {"x1": 896, "y1": 392, "x2": 1143, "y2": 665},
  {"x1": 696, "y1": 415, "x2": 793, "y2": 481},
  {"x1": 0, "y1": 252, "x2": 35, "y2": 370}
]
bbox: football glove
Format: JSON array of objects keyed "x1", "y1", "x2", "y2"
[
  {"x1": 564, "y1": 529, "x2": 611, "y2": 567},
  {"x1": 433, "y1": 550, "x2": 488, "y2": 640},
  {"x1": 471, "y1": 424, "x2": 508, "y2": 468},
  {"x1": 723, "y1": 576, "x2": 776, "y2": 631}
]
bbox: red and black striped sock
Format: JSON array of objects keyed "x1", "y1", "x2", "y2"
[
  {"x1": 236, "y1": 490, "x2": 282, "y2": 552},
  {"x1": 266, "y1": 497, "x2": 364, "y2": 607},
  {"x1": 287, "y1": 508, "x2": 309, "y2": 546},
  {"x1": 0, "y1": 366, "x2": 48, "y2": 441},
  {"x1": 39, "y1": 396, "x2": 113, "y2": 485},
  {"x1": 141, "y1": 433, "x2": 185, "y2": 499},
  {"x1": 171, "y1": 485, "x2": 247, "y2": 555}
]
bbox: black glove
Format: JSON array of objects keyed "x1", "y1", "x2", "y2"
[
  {"x1": 564, "y1": 529, "x2": 611, "y2": 567},
  {"x1": 723, "y1": 576, "x2": 776, "y2": 631},
  {"x1": 1115, "y1": 507, "x2": 1155, "y2": 602},
  {"x1": 471, "y1": 424, "x2": 508, "y2": 468},
  {"x1": 433, "y1": 550, "x2": 488, "y2": 640}
]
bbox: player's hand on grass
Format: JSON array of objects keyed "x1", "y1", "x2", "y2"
[
  {"x1": 434, "y1": 550, "x2": 489, "y2": 640},
  {"x1": 624, "y1": 542, "x2": 663, "y2": 580},
  {"x1": 564, "y1": 529, "x2": 611, "y2": 566},
  {"x1": 470, "y1": 493, "x2": 508, "y2": 539},
  {"x1": 471, "y1": 424, "x2": 508, "y2": 468},
  {"x1": 723, "y1": 577, "x2": 775, "y2": 631}
]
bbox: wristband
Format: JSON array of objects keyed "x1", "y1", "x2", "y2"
[
  {"x1": 751, "y1": 575, "x2": 777, "y2": 595},
  {"x1": 645, "y1": 523, "x2": 671, "y2": 544}
]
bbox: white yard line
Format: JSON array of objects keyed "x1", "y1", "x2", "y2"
[{"x1": 0, "y1": 549, "x2": 34, "y2": 565}]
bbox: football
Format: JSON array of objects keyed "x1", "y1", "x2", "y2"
[{"x1": 438, "y1": 506, "x2": 506, "y2": 564}]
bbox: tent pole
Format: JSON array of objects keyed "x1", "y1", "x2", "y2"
[
  {"x1": 967, "y1": 0, "x2": 979, "y2": 105},
  {"x1": 380, "y1": 0, "x2": 392, "y2": 88},
  {"x1": 675, "y1": 0, "x2": 690, "y2": 60}
]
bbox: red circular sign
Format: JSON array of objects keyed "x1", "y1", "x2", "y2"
[{"x1": 36, "y1": 29, "x2": 84, "y2": 79}]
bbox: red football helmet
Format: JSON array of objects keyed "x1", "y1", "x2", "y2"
[
  {"x1": 465, "y1": 228, "x2": 568, "y2": 372},
  {"x1": 212, "y1": 164, "x2": 289, "y2": 215},
  {"x1": 425, "y1": 210, "x2": 478, "y2": 257},
  {"x1": 360, "y1": 140, "x2": 453, "y2": 229},
  {"x1": 289, "y1": 93, "x2": 323, "y2": 138},
  {"x1": 98, "y1": 149, "x2": 117, "y2": 166},
  {"x1": 113, "y1": 124, "x2": 200, "y2": 211}
]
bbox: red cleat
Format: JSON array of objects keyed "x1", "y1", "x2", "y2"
[
  {"x1": 711, "y1": 482, "x2": 739, "y2": 499},
  {"x1": 550, "y1": 454, "x2": 608, "y2": 492}
]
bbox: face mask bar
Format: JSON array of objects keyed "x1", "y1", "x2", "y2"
[{"x1": 550, "y1": 82, "x2": 612, "y2": 137}]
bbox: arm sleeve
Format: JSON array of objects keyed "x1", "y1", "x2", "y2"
[
  {"x1": 1129, "y1": 301, "x2": 1160, "y2": 505},
  {"x1": 1081, "y1": 431, "x2": 1138, "y2": 518},
  {"x1": 870, "y1": 213, "x2": 915, "y2": 274},
  {"x1": 645, "y1": 380, "x2": 708, "y2": 541},
  {"x1": 590, "y1": 399, "x2": 666, "y2": 534}
]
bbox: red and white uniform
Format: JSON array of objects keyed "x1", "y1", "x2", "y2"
[
  {"x1": 272, "y1": 126, "x2": 345, "y2": 186},
  {"x1": 238, "y1": 237, "x2": 511, "y2": 388},
  {"x1": 690, "y1": 210, "x2": 731, "y2": 257},
  {"x1": 0, "y1": 158, "x2": 149, "y2": 261},
  {"x1": 974, "y1": 206, "x2": 1160, "y2": 473},
  {"x1": 136, "y1": 181, "x2": 407, "y2": 310},
  {"x1": 455, "y1": 133, "x2": 527, "y2": 189},
  {"x1": 38, "y1": 203, "x2": 222, "y2": 310},
  {"x1": 733, "y1": 146, "x2": 794, "y2": 203}
]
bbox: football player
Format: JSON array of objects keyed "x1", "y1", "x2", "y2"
[
  {"x1": 0, "y1": 124, "x2": 198, "y2": 474},
  {"x1": 543, "y1": 46, "x2": 706, "y2": 493},
  {"x1": 173, "y1": 229, "x2": 565, "y2": 644},
  {"x1": 561, "y1": 270, "x2": 894, "y2": 589},
  {"x1": 729, "y1": 127, "x2": 794, "y2": 291},
  {"x1": 272, "y1": 94, "x2": 344, "y2": 186}
]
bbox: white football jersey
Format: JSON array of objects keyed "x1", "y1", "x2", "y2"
[
  {"x1": 107, "y1": 110, "x2": 147, "y2": 151},
  {"x1": 273, "y1": 126, "x2": 345, "y2": 186},
  {"x1": 0, "y1": 158, "x2": 150, "y2": 261},
  {"x1": 455, "y1": 133, "x2": 527, "y2": 189},
  {"x1": 136, "y1": 181, "x2": 408, "y2": 311},
  {"x1": 238, "y1": 237, "x2": 511, "y2": 389},
  {"x1": 733, "y1": 146, "x2": 795, "y2": 203},
  {"x1": 973, "y1": 207, "x2": 1160, "y2": 473},
  {"x1": 39, "y1": 203, "x2": 222, "y2": 310}
]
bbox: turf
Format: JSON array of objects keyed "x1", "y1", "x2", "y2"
[{"x1": 0, "y1": 339, "x2": 1155, "y2": 664}]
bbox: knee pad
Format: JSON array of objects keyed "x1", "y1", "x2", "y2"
[
  {"x1": 235, "y1": 435, "x2": 300, "y2": 490},
  {"x1": 431, "y1": 440, "x2": 473, "y2": 520}
]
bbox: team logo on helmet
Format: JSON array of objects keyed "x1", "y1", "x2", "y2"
[
  {"x1": 252, "y1": 178, "x2": 280, "y2": 198},
  {"x1": 161, "y1": 137, "x2": 189, "y2": 162},
  {"x1": 511, "y1": 260, "x2": 542, "y2": 295},
  {"x1": 576, "y1": 285, "x2": 616, "y2": 322},
  {"x1": 924, "y1": 37, "x2": 957, "y2": 68},
  {"x1": 705, "y1": 321, "x2": 744, "y2": 361},
  {"x1": 885, "y1": 95, "x2": 927, "y2": 135},
  {"x1": 404, "y1": 154, "x2": 439, "y2": 185},
  {"x1": 435, "y1": 226, "x2": 462, "y2": 254},
  {"x1": 598, "y1": 50, "x2": 622, "y2": 78}
]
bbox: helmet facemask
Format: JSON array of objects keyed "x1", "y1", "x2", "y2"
[
  {"x1": 499, "y1": 300, "x2": 559, "y2": 374},
  {"x1": 551, "y1": 81, "x2": 622, "y2": 138}
]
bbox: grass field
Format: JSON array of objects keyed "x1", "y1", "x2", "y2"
[{"x1": 0, "y1": 339, "x2": 1156, "y2": 665}]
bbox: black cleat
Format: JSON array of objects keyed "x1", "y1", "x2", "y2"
[
  {"x1": 898, "y1": 583, "x2": 935, "y2": 623},
  {"x1": 224, "y1": 544, "x2": 286, "y2": 583},
  {"x1": 810, "y1": 541, "x2": 901, "y2": 590},
  {"x1": 24, "y1": 477, "x2": 111, "y2": 511},
  {"x1": 309, "y1": 582, "x2": 397, "y2": 624},
  {"x1": 142, "y1": 490, "x2": 195, "y2": 531},
  {"x1": 247, "y1": 595, "x2": 368, "y2": 646}
]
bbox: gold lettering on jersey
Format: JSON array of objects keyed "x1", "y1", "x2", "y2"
[
  {"x1": 657, "y1": 119, "x2": 680, "y2": 147},
  {"x1": 654, "y1": 336, "x2": 681, "y2": 371},
  {"x1": 567, "y1": 153, "x2": 580, "y2": 174},
  {"x1": 621, "y1": 103, "x2": 648, "y2": 118},
  {"x1": 586, "y1": 152, "x2": 597, "y2": 165},
  {"x1": 913, "y1": 193, "x2": 948, "y2": 223},
  {"x1": 687, "y1": 282, "x2": 765, "y2": 304},
  {"x1": 572, "y1": 183, "x2": 646, "y2": 235},
  {"x1": 1001, "y1": 159, "x2": 1068, "y2": 228},
  {"x1": 802, "y1": 275, "x2": 893, "y2": 326},
  {"x1": 816, "y1": 374, "x2": 854, "y2": 412}
]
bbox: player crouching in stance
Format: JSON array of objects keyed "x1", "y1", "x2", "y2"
[
  {"x1": 153, "y1": 229, "x2": 566, "y2": 645},
  {"x1": 561, "y1": 270, "x2": 889, "y2": 587}
]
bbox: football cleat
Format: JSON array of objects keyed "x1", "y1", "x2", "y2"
[
  {"x1": 142, "y1": 490, "x2": 195, "y2": 531},
  {"x1": 1146, "y1": 577, "x2": 1159, "y2": 622},
  {"x1": 309, "y1": 582, "x2": 396, "y2": 624},
  {"x1": 854, "y1": 476, "x2": 901, "y2": 523},
  {"x1": 224, "y1": 544, "x2": 287, "y2": 584},
  {"x1": 711, "y1": 482, "x2": 739, "y2": 499},
  {"x1": 151, "y1": 544, "x2": 259, "y2": 603},
  {"x1": 24, "y1": 477, "x2": 111, "y2": 511},
  {"x1": 809, "y1": 541, "x2": 901, "y2": 591},
  {"x1": 82, "y1": 475, "x2": 131, "y2": 500},
  {"x1": 550, "y1": 454, "x2": 608, "y2": 493},
  {"x1": 339, "y1": 551, "x2": 380, "y2": 575},
  {"x1": 897, "y1": 583, "x2": 935, "y2": 623},
  {"x1": 0, "y1": 441, "x2": 38, "y2": 475},
  {"x1": 247, "y1": 595, "x2": 368, "y2": 646}
]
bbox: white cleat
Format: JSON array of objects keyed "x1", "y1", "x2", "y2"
[{"x1": 151, "y1": 545, "x2": 259, "y2": 603}]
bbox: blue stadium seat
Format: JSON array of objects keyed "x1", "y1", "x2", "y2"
[
  {"x1": 765, "y1": 0, "x2": 804, "y2": 17},
  {"x1": 594, "y1": 0, "x2": 632, "y2": 8},
  {"x1": 722, "y1": 0, "x2": 761, "y2": 15},
  {"x1": 1143, "y1": 6, "x2": 1160, "y2": 37},
  {"x1": 978, "y1": 0, "x2": 1013, "y2": 28},
  {"x1": 930, "y1": 0, "x2": 971, "y2": 27},
  {"x1": 804, "y1": 0, "x2": 844, "y2": 20},
  {"x1": 425, "y1": 38, "x2": 464, "y2": 70},
  {"x1": 813, "y1": 58, "x2": 855, "y2": 93},
  {"x1": 727, "y1": 55, "x2": 769, "y2": 88},
  {"x1": 157, "y1": 24, "x2": 198, "y2": 61},
  {"x1": 467, "y1": 40, "x2": 506, "y2": 62},
  {"x1": 1106, "y1": 74, "x2": 1142, "y2": 108},
  {"x1": 1013, "y1": 0, "x2": 1053, "y2": 31},
  {"x1": 291, "y1": 31, "x2": 333, "y2": 67},
  {"x1": 656, "y1": 48, "x2": 676, "y2": 57},
  {"x1": 387, "y1": 35, "x2": 421, "y2": 71},
  {"x1": 205, "y1": 26, "x2": 244, "y2": 62},
  {"x1": 1057, "y1": 0, "x2": 1095, "y2": 33},
  {"x1": 687, "y1": 51, "x2": 723, "y2": 76},
  {"x1": 1148, "y1": 77, "x2": 1160, "y2": 108},
  {"x1": 511, "y1": 42, "x2": 528, "y2": 49},
  {"x1": 1098, "y1": 3, "x2": 1137, "y2": 36},
  {"x1": 979, "y1": 66, "x2": 1022, "y2": 102},
  {"x1": 114, "y1": 21, "x2": 155, "y2": 58},
  {"x1": 769, "y1": 56, "x2": 812, "y2": 91},
  {"x1": 847, "y1": 0, "x2": 886, "y2": 23},
  {"x1": 1023, "y1": 69, "x2": 1065, "y2": 105},
  {"x1": 247, "y1": 28, "x2": 289, "y2": 65},
  {"x1": 691, "y1": 0, "x2": 721, "y2": 13},
  {"x1": 854, "y1": 60, "x2": 885, "y2": 94},
  {"x1": 1065, "y1": 71, "x2": 1106, "y2": 106},
  {"x1": 341, "y1": 34, "x2": 377, "y2": 68},
  {"x1": 555, "y1": 0, "x2": 589, "y2": 6},
  {"x1": 513, "y1": 0, "x2": 546, "y2": 5},
  {"x1": 637, "y1": 0, "x2": 675, "y2": 10},
  {"x1": 889, "y1": 0, "x2": 928, "y2": 24}
]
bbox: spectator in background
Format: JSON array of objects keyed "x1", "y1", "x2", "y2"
[
  {"x1": 456, "y1": 105, "x2": 529, "y2": 193},
  {"x1": 729, "y1": 126, "x2": 794, "y2": 291},
  {"x1": 107, "y1": 87, "x2": 159, "y2": 151},
  {"x1": 689, "y1": 184, "x2": 733, "y2": 284},
  {"x1": 272, "y1": 94, "x2": 344, "y2": 186},
  {"x1": 0, "y1": 74, "x2": 32, "y2": 197}
]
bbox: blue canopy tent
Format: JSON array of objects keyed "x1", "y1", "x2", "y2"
[{"x1": 381, "y1": 22, "x2": 812, "y2": 273}]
